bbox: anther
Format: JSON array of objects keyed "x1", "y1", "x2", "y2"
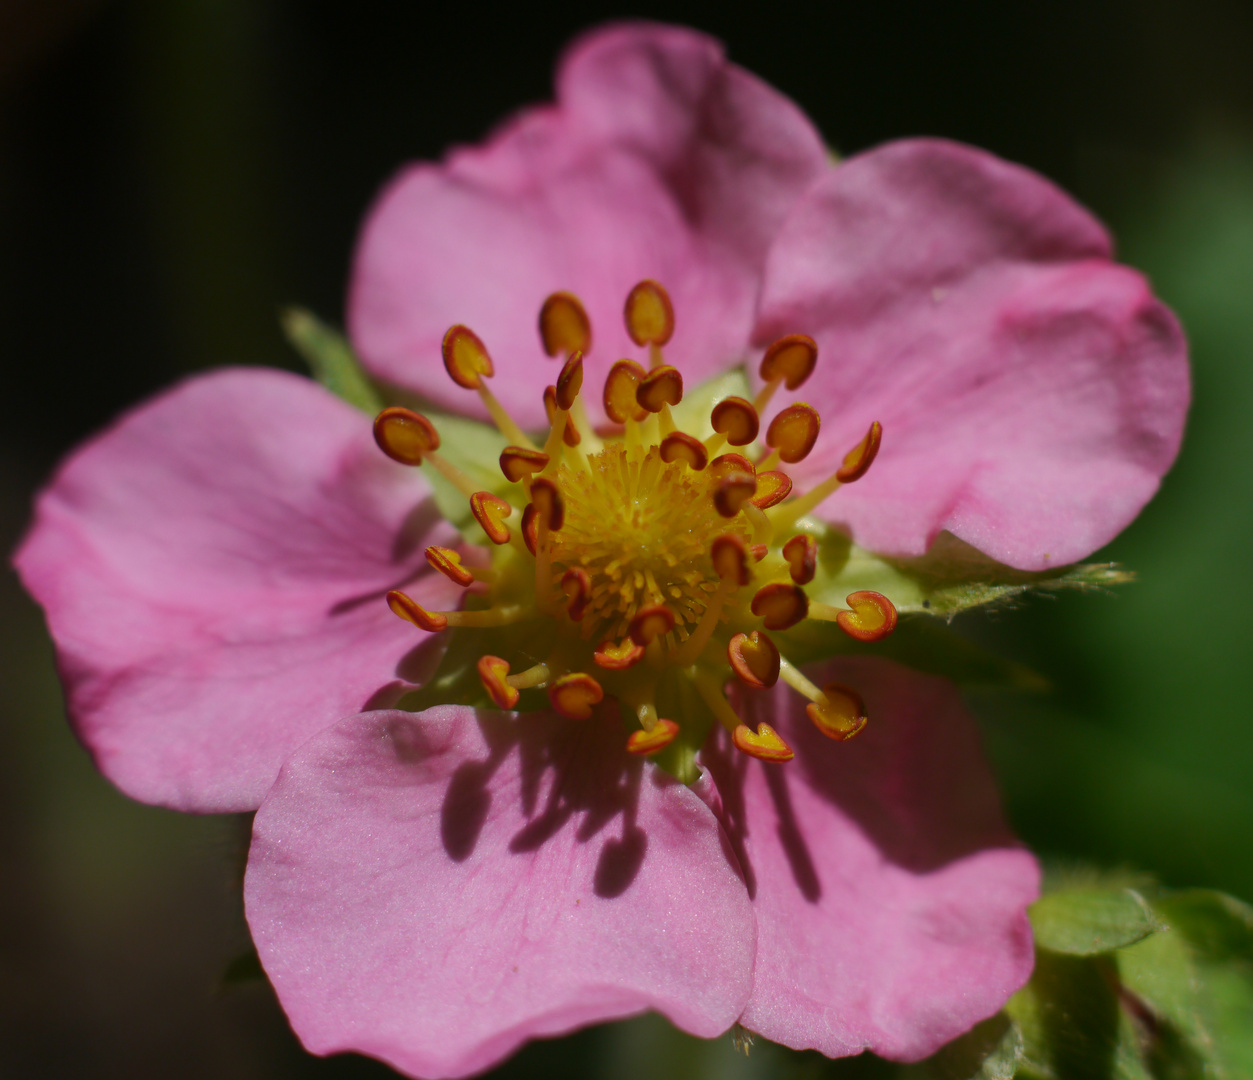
[
  {"x1": 556, "y1": 352, "x2": 583, "y2": 410},
  {"x1": 499, "y1": 446, "x2": 549, "y2": 483},
  {"x1": 470, "y1": 492, "x2": 513, "y2": 545},
  {"x1": 708, "y1": 453, "x2": 756, "y2": 482},
  {"x1": 549, "y1": 672, "x2": 604, "y2": 720},
  {"x1": 825, "y1": 591, "x2": 897, "y2": 641},
  {"x1": 603, "y1": 359, "x2": 649, "y2": 424},
  {"x1": 373, "y1": 407, "x2": 440, "y2": 465},
  {"x1": 727, "y1": 631, "x2": 781, "y2": 689},
  {"x1": 424, "y1": 545, "x2": 474, "y2": 588},
  {"x1": 477, "y1": 655, "x2": 519, "y2": 709},
  {"x1": 539, "y1": 292, "x2": 592, "y2": 358},
  {"x1": 732, "y1": 723, "x2": 794, "y2": 763},
  {"x1": 593, "y1": 638, "x2": 645, "y2": 670},
  {"x1": 751, "y1": 470, "x2": 793, "y2": 509},
  {"x1": 765, "y1": 403, "x2": 821, "y2": 464},
  {"x1": 624, "y1": 280, "x2": 675, "y2": 349},
  {"x1": 521, "y1": 504, "x2": 538, "y2": 555},
  {"x1": 750, "y1": 543, "x2": 769, "y2": 562},
  {"x1": 751, "y1": 582, "x2": 809, "y2": 630},
  {"x1": 782, "y1": 534, "x2": 818, "y2": 585},
  {"x1": 627, "y1": 720, "x2": 680, "y2": 756},
  {"x1": 713, "y1": 472, "x2": 757, "y2": 518},
  {"x1": 659, "y1": 431, "x2": 708, "y2": 471},
  {"x1": 530, "y1": 477, "x2": 564, "y2": 531},
  {"x1": 387, "y1": 589, "x2": 447, "y2": 632},
  {"x1": 711, "y1": 535, "x2": 750, "y2": 586},
  {"x1": 755, "y1": 334, "x2": 817, "y2": 413},
  {"x1": 442, "y1": 325, "x2": 533, "y2": 447},
  {"x1": 629, "y1": 604, "x2": 675, "y2": 647},
  {"x1": 710, "y1": 397, "x2": 760, "y2": 447},
  {"x1": 561, "y1": 567, "x2": 591, "y2": 622},
  {"x1": 837, "y1": 421, "x2": 882, "y2": 482},
  {"x1": 543, "y1": 387, "x2": 582, "y2": 446},
  {"x1": 636, "y1": 365, "x2": 683, "y2": 412},
  {"x1": 807, "y1": 682, "x2": 868, "y2": 741}
]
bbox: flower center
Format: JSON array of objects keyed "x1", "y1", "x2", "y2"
[{"x1": 372, "y1": 281, "x2": 897, "y2": 775}]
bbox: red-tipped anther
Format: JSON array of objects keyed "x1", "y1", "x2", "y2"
[
  {"x1": 424, "y1": 545, "x2": 474, "y2": 588},
  {"x1": 629, "y1": 604, "x2": 675, "y2": 647},
  {"x1": 627, "y1": 720, "x2": 680, "y2": 756},
  {"x1": 373, "y1": 407, "x2": 440, "y2": 465},
  {"x1": 708, "y1": 453, "x2": 756, "y2": 481},
  {"x1": 561, "y1": 567, "x2": 591, "y2": 622},
  {"x1": 477, "y1": 655, "x2": 520, "y2": 709},
  {"x1": 603, "y1": 359, "x2": 649, "y2": 423},
  {"x1": 751, "y1": 582, "x2": 809, "y2": 630},
  {"x1": 530, "y1": 477, "x2": 564, "y2": 531},
  {"x1": 387, "y1": 589, "x2": 448, "y2": 632},
  {"x1": 759, "y1": 334, "x2": 817, "y2": 390},
  {"x1": 750, "y1": 543, "x2": 769, "y2": 562},
  {"x1": 782, "y1": 534, "x2": 818, "y2": 585},
  {"x1": 836, "y1": 591, "x2": 897, "y2": 642},
  {"x1": 836, "y1": 421, "x2": 883, "y2": 482},
  {"x1": 766, "y1": 403, "x2": 821, "y2": 464},
  {"x1": 713, "y1": 472, "x2": 757, "y2": 518},
  {"x1": 470, "y1": 491, "x2": 513, "y2": 545},
  {"x1": 711, "y1": 534, "x2": 750, "y2": 586},
  {"x1": 521, "y1": 504, "x2": 538, "y2": 555},
  {"x1": 733, "y1": 722, "x2": 794, "y2": 763},
  {"x1": 543, "y1": 386, "x2": 582, "y2": 446},
  {"x1": 807, "y1": 682, "x2": 868, "y2": 741},
  {"x1": 539, "y1": 292, "x2": 591, "y2": 357},
  {"x1": 499, "y1": 446, "x2": 550, "y2": 483},
  {"x1": 549, "y1": 672, "x2": 604, "y2": 720},
  {"x1": 659, "y1": 431, "x2": 708, "y2": 471},
  {"x1": 710, "y1": 397, "x2": 760, "y2": 446},
  {"x1": 624, "y1": 280, "x2": 675, "y2": 347},
  {"x1": 727, "y1": 631, "x2": 781, "y2": 689},
  {"x1": 636, "y1": 365, "x2": 683, "y2": 412},
  {"x1": 593, "y1": 638, "x2": 646, "y2": 670},
  {"x1": 751, "y1": 470, "x2": 793, "y2": 509},
  {"x1": 442, "y1": 325, "x2": 494, "y2": 389},
  {"x1": 556, "y1": 351, "x2": 584, "y2": 410}
]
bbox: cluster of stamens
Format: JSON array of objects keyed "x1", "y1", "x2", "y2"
[{"x1": 373, "y1": 280, "x2": 895, "y2": 766}]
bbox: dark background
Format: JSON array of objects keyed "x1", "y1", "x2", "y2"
[{"x1": 2, "y1": 1, "x2": 1251, "y2": 1076}]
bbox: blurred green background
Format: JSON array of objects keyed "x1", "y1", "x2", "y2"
[{"x1": 1, "y1": 1, "x2": 1250, "y2": 1076}]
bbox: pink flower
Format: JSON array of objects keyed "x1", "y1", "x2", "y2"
[{"x1": 14, "y1": 19, "x2": 1187, "y2": 1079}]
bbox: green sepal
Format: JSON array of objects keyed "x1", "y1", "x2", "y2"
[
  {"x1": 1030, "y1": 881, "x2": 1165, "y2": 956},
  {"x1": 281, "y1": 307, "x2": 383, "y2": 414},
  {"x1": 905, "y1": 1013, "x2": 1023, "y2": 1079}
]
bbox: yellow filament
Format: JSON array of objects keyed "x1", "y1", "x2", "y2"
[
  {"x1": 692, "y1": 670, "x2": 745, "y2": 734},
  {"x1": 753, "y1": 374, "x2": 784, "y2": 415},
  {"x1": 423, "y1": 451, "x2": 479, "y2": 498},
  {"x1": 769, "y1": 473, "x2": 843, "y2": 529},
  {"x1": 804, "y1": 602, "x2": 844, "y2": 623},
  {"x1": 442, "y1": 605, "x2": 526, "y2": 628},
  {"x1": 506, "y1": 662, "x2": 551, "y2": 689},
  {"x1": 778, "y1": 657, "x2": 826, "y2": 702},
  {"x1": 477, "y1": 382, "x2": 535, "y2": 448}
]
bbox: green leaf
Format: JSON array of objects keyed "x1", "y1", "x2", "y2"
[
  {"x1": 906, "y1": 1013, "x2": 1024, "y2": 1079},
  {"x1": 281, "y1": 307, "x2": 383, "y2": 413},
  {"x1": 1031, "y1": 886, "x2": 1165, "y2": 956}
]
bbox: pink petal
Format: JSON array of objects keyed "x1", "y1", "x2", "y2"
[
  {"x1": 704, "y1": 656, "x2": 1038, "y2": 1060},
  {"x1": 348, "y1": 22, "x2": 828, "y2": 428},
  {"x1": 14, "y1": 369, "x2": 462, "y2": 812},
  {"x1": 245, "y1": 705, "x2": 756, "y2": 1079},
  {"x1": 756, "y1": 138, "x2": 1189, "y2": 570}
]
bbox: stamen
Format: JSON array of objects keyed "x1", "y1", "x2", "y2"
[
  {"x1": 387, "y1": 590, "x2": 523, "y2": 631},
  {"x1": 751, "y1": 470, "x2": 792, "y2": 509},
  {"x1": 507, "y1": 663, "x2": 552, "y2": 690},
  {"x1": 808, "y1": 590, "x2": 898, "y2": 641},
  {"x1": 782, "y1": 534, "x2": 818, "y2": 585},
  {"x1": 624, "y1": 279, "x2": 675, "y2": 369},
  {"x1": 710, "y1": 535, "x2": 751, "y2": 587},
  {"x1": 732, "y1": 722, "x2": 795, "y2": 763},
  {"x1": 539, "y1": 291, "x2": 591, "y2": 358},
  {"x1": 593, "y1": 638, "x2": 645, "y2": 670},
  {"x1": 548, "y1": 672, "x2": 604, "y2": 720},
  {"x1": 765, "y1": 403, "x2": 821, "y2": 465},
  {"x1": 751, "y1": 582, "x2": 809, "y2": 630},
  {"x1": 556, "y1": 352, "x2": 583, "y2": 410},
  {"x1": 603, "y1": 359, "x2": 649, "y2": 424},
  {"x1": 770, "y1": 421, "x2": 883, "y2": 527},
  {"x1": 373, "y1": 406, "x2": 439, "y2": 465},
  {"x1": 530, "y1": 477, "x2": 564, "y2": 531},
  {"x1": 708, "y1": 453, "x2": 755, "y2": 482},
  {"x1": 424, "y1": 545, "x2": 474, "y2": 588},
  {"x1": 627, "y1": 720, "x2": 680, "y2": 756},
  {"x1": 806, "y1": 681, "x2": 868, "y2": 741},
  {"x1": 713, "y1": 472, "x2": 757, "y2": 518},
  {"x1": 709, "y1": 397, "x2": 760, "y2": 450},
  {"x1": 477, "y1": 655, "x2": 519, "y2": 709},
  {"x1": 629, "y1": 604, "x2": 675, "y2": 647},
  {"x1": 500, "y1": 446, "x2": 549, "y2": 483},
  {"x1": 636, "y1": 365, "x2": 683, "y2": 417},
  {"x1": 755, "y1": 334, "x2": 817, "y2": 413},
  {"x1": 543, "y1": 387, "x2": 582, "y2": 446},
  {"x1": 727, "y1": 630, "x2": 781, "y2": 689},
  {"x1": 659, "y1": 431, "x2": 708, "y2": 471},
  {"x1": 470, "y1": 492, "x2": 513, "y2": 545},
  {"x1": 442, "y1": 325, "x2": 534, "y2": 448},
  {"x1": 673, "y1": 535, "x2": 747, "y2": 665},
  {"x1": 561, "y1": 567, "x2": 591, "y2": 622}
]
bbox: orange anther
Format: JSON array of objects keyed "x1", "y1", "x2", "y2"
[
  {"x1": 539, "y1": 291, "x2": 592, "y2": 357},
  {"x1": 836, "y1": 591, "x2": 898, "y2": 642},
  {"x1": 373, "y1": 407, "x2": 440, "y2": 465},
  {"x1": 766, "y1": 403, "x2": 821, "y2": 464},
  {"x1": 659, "y1": 431, "x2": 708, "y2": 471},
  {"x1": 499, "y1": 446, "x2": 550, "y2": 483},
  {"x1": 477, "y1": 655, "x2": 520, "y2": 709},
  {"x1": 627, "y1": 719, "x2": 680, "y2": 756},
  {"x1": 782, "y1": 534, "x2": 818, "y2": 585},
  {"x1": 561, "y1": 567, "x2": 591, "y2": 622},
  {"x1": 556, "y1": 351, "x2": 584, "y2": 410},
  {"x1": 751, "y1": 582, "x2": 809, "y2": 630},
  {"x1": 759, "y1": 334, "x2": 818, "y2": 390},
  {"x1": 708, "y1": 453, "x2": 756, "y2": 481},
  {"x1": 624, "y1": 279, "x2": 675, "y2": 346},
  {"x1": 750, "y1": 543, "x2": 769, "y2": 562},
  {"x1": 727, "y1": 631, "x2": 780, "y2": 689},
  {"x1": 711, "y1": 534, "x2": 750, "y2": 586},
  {"x1": 442, "y1": 325, "x2": 494, "y2": 389},
  {"x1": 548, "y1": 672, "x2": 604, "y2": 720},
  {"x1": 424, "y1": 545, "x2": 474, "y2": 588},
  {"x1": 603, "y1": 359, "x2": 649, "y2": 423},
  {"x1": 629, "y1": 604, "x2": 675, "y2": 647},
  {"x1": 469, "y1": 491, "x2": 513, "y2": 545},
  {"x1": 636, "y1": 365, "x2": 683, "y2": 413},
  {"x1": 710, "y1": 397, "x2": 760, "y2": 446},
  {"x1": 807, "y1": 682, "x2": 868, "y2": 741},
  {"x1": 521, "y1": 504, "x2": 538, "y2": 555},
  {"x1": 530, "y1": 477, "x2": 564, "y2": 531},
  {"x1": 732, "y1": 722, "x2": 794, "y2": 763},
  {"x1": 543, "y1": 386, "x2": 582, "y2": 446},
  {"x1": 593, "y1": 638, "x2": 646, "y2": 670},
  {"x1": 751, "y1": 470, "x2": 793, "y2": 509},
  {"x1": 713, "y1": 472, "x2": 757, "y2": 518},
  {"x1": 836, "y1": 420, "x2": 883, "y2": 482},
  {"x1": 386, "y1": 589, "x2": 448, "y2": 632}
]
